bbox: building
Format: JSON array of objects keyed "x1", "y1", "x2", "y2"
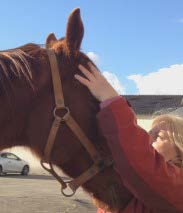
[{"x1": 124, "y1": 95, "x2": 183, "y2": 131}]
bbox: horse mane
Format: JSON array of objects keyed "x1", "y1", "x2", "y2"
[{"x1": 0, "y1": 43, "x2": 46, "y2": 96}]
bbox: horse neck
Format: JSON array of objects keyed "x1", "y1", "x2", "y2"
[
  {"x1": 0, "y1": 86, "x2": 34, "y2": 150},
  {"x1": 0, "y1": 45, "x2": 51, "y2": 153}
]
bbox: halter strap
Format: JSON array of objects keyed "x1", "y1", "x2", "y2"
[
  {"x1": 41, "y1": 48, "x2": 113, "y2": 197},
  {"x1": 46, "y1": 49, "x2": 65, "y2": 108},
  {"x1": 44, "y1": 49, "x2": 102, "y2": 162}
]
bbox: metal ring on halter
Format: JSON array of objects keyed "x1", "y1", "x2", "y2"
[
  {"x1": 53, "y1": 106, "x2": 70, "y2": 121},
  {"x1": 61, "y1": 181, "x2": 76, "y2": 197}
]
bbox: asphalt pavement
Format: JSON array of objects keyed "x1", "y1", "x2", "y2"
[{"x1": 0, "y1": 174, "x2": 97, "y2": 213}]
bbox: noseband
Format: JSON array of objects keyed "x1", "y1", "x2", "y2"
[{"x1": 40, "y1": 48, "x2": 113, "y2": 197}]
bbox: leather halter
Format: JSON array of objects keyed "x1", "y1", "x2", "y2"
[{"x1": 40, "y1": 48, "x2": 113, "y2": 197}]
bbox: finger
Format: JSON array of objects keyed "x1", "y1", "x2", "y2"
[
  {"x1": 78, "y1": 64, "x2": 95, "y2": 81},
  {"x1": 152, "y1": 141, "x2": 160, "y2": 149},
  {"x1": 155, "y1": 136, "x2": 166, "y2": 144},
  {"x1": 88, "y1": 62, "x2": 101, "y2": 77},
  {"x1": 74, "y1": 74, "x2": 91, "y2": 88}
]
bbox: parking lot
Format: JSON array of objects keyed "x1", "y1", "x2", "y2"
[{"x1": 0, "y1": 174, "x2": 96, "y2": 213}]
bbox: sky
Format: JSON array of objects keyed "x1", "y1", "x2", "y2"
[{"x1": 1, "y1": 0, "x2": 183, "y2": 95}]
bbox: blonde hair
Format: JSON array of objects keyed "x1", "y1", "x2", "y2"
[{"x1": 152, "y1": 114, "x2": 183, "y2": 167}]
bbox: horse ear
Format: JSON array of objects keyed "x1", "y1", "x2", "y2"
[
  {"x1": 66, "y1": 8, "x2": 84, "y2": 51},
  {"x1": 46, "y1": 33, "x2": 57, "y2": 48}
]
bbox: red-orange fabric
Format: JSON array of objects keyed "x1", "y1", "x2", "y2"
[
  {"x1": 99, "y1": 96, "x2": 121, "y2": 109},
  {"x1": 96, "y1": 97, "x2": 183, "y2": 213}
]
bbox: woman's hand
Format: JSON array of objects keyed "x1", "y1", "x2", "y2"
[{"x1": 74, "y1": 62, "x2": 119, "y2": 102}]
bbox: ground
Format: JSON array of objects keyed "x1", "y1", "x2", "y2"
[{"x1": 0, "y1": 174, "x2": 97, "y2": 213}]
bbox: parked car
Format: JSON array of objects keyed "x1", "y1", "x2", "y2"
[{"x1": 0, "y1": 152, "x2": 29, "y2": 175}]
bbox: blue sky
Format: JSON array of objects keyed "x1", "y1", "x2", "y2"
[{"x1": 1, "y1": 0, "x2": 183, "y2": 94}]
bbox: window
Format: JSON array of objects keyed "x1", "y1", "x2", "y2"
[
  {"x1": 0, "y1": 153, "x2": 7, "y2": 158},
  {"x1": 6, "y1": 153, "x2": 19, "y2": 160}
]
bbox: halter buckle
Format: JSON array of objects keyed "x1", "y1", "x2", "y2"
[{"x1": 53, "y1": 106, "x2": 70, "y2": 121}]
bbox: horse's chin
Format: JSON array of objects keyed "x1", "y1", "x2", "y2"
[
  {"x1": 91, "y1": 184, "x2": 123, "y2": 212},
  {"x1": 90, "y1": 182, "x2": 132, "y2": 212},
  {"x1": 92, "y1": 196, "x2": 117, "y2": 212}
]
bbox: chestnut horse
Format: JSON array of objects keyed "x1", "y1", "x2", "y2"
[{"x1": 0, "y1": 8, "x2": 132, "y2": 212}]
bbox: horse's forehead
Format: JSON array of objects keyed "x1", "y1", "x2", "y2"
[
  {"x1": 53, "y1": 42, "x2": 63, "y2": 51},
  {"x1": 47, "y1": 41, "x2": 90, "y2": 68},
  {"x1": 46, "y1": 39, "x2": 65, "y2": 53},
  {"x1": 76, "y1": 52, "x2": 90, "y2": 64}
]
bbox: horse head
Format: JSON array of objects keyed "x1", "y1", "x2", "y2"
[{"x1": 0, "y1": 8, "x2": 132, "y2": 212}]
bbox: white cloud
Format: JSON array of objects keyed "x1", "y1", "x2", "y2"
[
  {"x1": 178, "y1": 18, "x2": 183, "y2": 23},
  {"x1": 86, "y1": 52, "x2": 100, "y2": 65},
  {"x1": 128, "y1": 64, "x2": 183, "y2": 94},
  {"x1": 103, "y1": 71, "x2": 126, "y2": 94},
  {"x1": 86, "y1": 52, "x2": 125, "y2": 94}
]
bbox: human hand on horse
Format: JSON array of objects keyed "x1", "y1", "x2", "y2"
[{"x1": 74, "y1": 62, "x2": 119, "y2": 102}]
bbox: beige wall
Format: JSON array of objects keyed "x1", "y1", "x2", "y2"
[{"x1": 137, "y1": 118, "x2": 152, "y2": 131}]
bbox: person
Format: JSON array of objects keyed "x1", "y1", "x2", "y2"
[{"x1": 74, "y1": 62, "x2": 183, "y2": 213}]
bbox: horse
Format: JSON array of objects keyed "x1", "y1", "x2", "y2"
[{"x1": 0, "y1": 8, "x2": 132, "y2": 212}]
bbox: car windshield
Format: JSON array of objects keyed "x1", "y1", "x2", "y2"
[{"x1": 7, "y1": 153, "x2": 19, "y2": 160}]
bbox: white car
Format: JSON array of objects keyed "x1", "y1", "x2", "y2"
[{"x1": 0, "y1": 152, "x2": 29, "y2": 175}]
